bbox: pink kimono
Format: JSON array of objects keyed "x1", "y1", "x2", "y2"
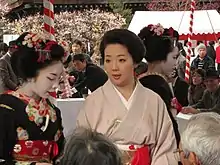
[{"x1": 77, "y1": 80, "x2": 178, "y2": 165}]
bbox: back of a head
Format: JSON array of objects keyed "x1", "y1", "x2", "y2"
[
  {"x1": 60, "y1": 128, "x2": 122, "y2": 165},
  {"x1": 181, "y1": 112, "x2": 220, "y2": 165},
  {"x1": 0, "y1": 42, "x2": 9, "y2": 53},
  {"x1": 138, "y1": 24, "x2": 176, "y2": 62},
  {"x1": 72, "y1": 54, "x2": 87, "y2": 63}
]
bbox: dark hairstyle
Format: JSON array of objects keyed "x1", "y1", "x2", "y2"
[
  {"x1": 100, "y1": 29, "x2": 146, "y2": 64},
  {"x1": 163, "y1": 28, "x2": 179, "y2": 43},
  {"x1": 72, "y1": 54, "x2": 87, "y2": 62},
  {"x1": 11, "y1": 32, "x2": 65, "y2": 81},
  {"x1": 205, "y1": 68, "x2": 219, "y2": 79},
  {"x1": 9, "y1": 40, "x2": 17, "y2": 48},
  {"x1": 0, "y1": 42, "x2": 8, "y2": 53},
  {"x1": 197, "y1": 41, "x2": 203, "y2": 46},
  {"x1": 60, "y1": 128, "x2": 122, "y2": 165},
  {"x1": 138, "y1": 26, "x2": 174, "y2": 62},
  {"x1": 72, "y1": 39, "x2": 83, "y2": 47},
  {"x1": 209, "y1": 41, "x2": 215, "y2": 46},
  {"x1": 135, "y1": 62, "x2": 148, "y2": 76},
  {"x1": 190, "y1": 68, "x2": 205, "y2": 86},
  {"x1": 184, "y1": 40, "x2": 188, "y2": 46}
]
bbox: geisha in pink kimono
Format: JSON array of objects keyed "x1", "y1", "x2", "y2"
[{"x1": 77, "y1": 29, "x2": 178, "y2": 165}]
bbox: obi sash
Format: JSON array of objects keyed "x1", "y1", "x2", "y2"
[
  {"x1": 116, "y1": 144, "x2": 150, "y2": 165},
  {"x1": 12, "y1": 140, "x2": 59, "y2": 163}
]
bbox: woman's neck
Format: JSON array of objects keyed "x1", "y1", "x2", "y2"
[
  {"x1": 115, "y1": 78, "x2": 136, "y2": 101},
  {"x1": 147, "y1": 63, "x2": 163, "y2": 75},
  {"x1": 17, "y1": 83, "x2": 41, "y2": 101}
]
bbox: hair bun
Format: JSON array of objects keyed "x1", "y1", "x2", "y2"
[
  {"x1": 11, "y1": 32, "x2": 65, "y2": 81},
  {"x1": 138, "y1": 24, "x2": 174, "y2": 62}
]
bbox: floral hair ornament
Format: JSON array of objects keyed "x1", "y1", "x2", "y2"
[
  {"x1": 21, "y1": 33, "x2": 58, "y2": 63},
  {"x1": 148, "y1": 23, "x2": 164, "y2": 36}
]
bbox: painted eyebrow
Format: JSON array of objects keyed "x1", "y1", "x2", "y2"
[{"x1": 105, "y1": 54, "x2": 126, "y2": 57}]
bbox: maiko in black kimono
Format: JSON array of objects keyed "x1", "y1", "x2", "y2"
[
  {"x1": 0, "y1": 91, "x2": 64, "y2": 165},
  {"x1": 139, "y1": 74, "x2": 180, "y2": 146}
]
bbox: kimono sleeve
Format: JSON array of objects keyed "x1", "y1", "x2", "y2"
[
  {"x1": 151, "y1": 97, "x2": 178, "y2": 165},
  {"x1": 0, "y1": 104, "x2": 17, "y2": 164},
  {"x1": 76, "y1": 96, "x2": 93, "y2": 129}
]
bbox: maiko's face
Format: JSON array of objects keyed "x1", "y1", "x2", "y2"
[{"x1": 32, "y1": 61, "x2": 64, "y2": 98}]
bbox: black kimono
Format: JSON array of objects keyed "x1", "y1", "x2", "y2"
[
  {"x1": 0, "y1": 91, "x2": 64, "y2": 165},
  {"x1": 139, "y1": 74, "x2": 181, "y2": 146}
]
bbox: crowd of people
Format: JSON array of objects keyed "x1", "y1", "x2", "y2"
[{"x1": 0, "y1": 21, "x2": 220, "y2": 165}]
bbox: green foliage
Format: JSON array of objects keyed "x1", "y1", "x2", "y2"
[{"x1": 108, "y1": 0, "x2": 132, "y2": 28}]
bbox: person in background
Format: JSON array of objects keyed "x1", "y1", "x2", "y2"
[
  {"x1": 72, "y1": 54, "x2": 108, "y2": 94},
  {"x1": 60, "y1": 128, "x2": 122, "y2": 165},
  {"x1": 176, "y1": 42, "x2": 186, "y2": 79},
  {"x1": 0, "y1": 32, "x2": 65, "y2": 165},
  {"x1": 0, "y1": 41, "x2": 19, "y2": 94},
  {"x1": 179, "y1": 112, "x2": 220, "y2": 165},
  {"x1": 71, "y1": 39, "x2": 85, "y2": 55},
  {"x1": 71, "y1": 39, "x2": 92, "y2": 63},
  {"x1": 206, "y1": 41, "x2": 216, "y2": 62},
  {"x1": 182, "y1": 69, "x2": 220, "y2": 114},
  {"x1": 77, "y1": 29, "x2": 178, "y2": 165},
  {"x1": 194, "y1": 41, "x2": 204, "y2": 56},
  {"x1": 169, "y1": 68, "x2": 189, "y2": 107},
  {"x1": 188, "y1": 69, "x2": 206, "y2": 105},
  {"x1": 191, "y1": 44, "x2": 215, "y2": 71},
  {"x1": 0, "y1": 43, "x2": 9, "y2": 58},
  {"x1": 138, "y1": 25, "x2": 181, "y2": 147},
  {"x1": 215, "y1": 38, "x2": 220, "y2": 74}
]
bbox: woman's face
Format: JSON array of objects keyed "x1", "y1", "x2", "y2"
[
  {"x1": 32, "y1": 61, "x2": 64, "y2": 98},
  {"x1": 161, "y1": 48, "x2": 177, "y2": 75},
  {"x1": 104, "y1": 44, "x2": 135, "y2": 88},
  {"x1": 192, "y1": 73, "x2": 203, "y2": 85}
]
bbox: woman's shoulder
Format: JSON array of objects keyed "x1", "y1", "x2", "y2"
[
  {"x1": 140, "y1": 75, "x2": 170, "y2": 92},
  {"x1": 140, "y1": 74, "x2": 167, "y2": 86},
  {"x1": 0, "y1": 93, "x2": 24, "y2": 112}
]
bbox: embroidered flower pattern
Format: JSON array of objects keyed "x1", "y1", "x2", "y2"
[
  {"x1": 148, "y1": 23, "x2": 164, "y2": 36},
  {"x1": 7, "y1": 91, "x2": 58, "y2": 134}
]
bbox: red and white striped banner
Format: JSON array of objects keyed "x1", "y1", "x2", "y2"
[
  {"x1": 185, "y1": 0, "x2": 196, "y2": 82},
  {"x1": 43, "y1": 0, "x2": 55, "y2": 40}
]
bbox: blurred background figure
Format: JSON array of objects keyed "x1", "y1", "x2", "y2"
[
  {"x1": 188, "y1": 69, "x2": 206, "y2": 105},
  {"x1": 0, "y1": 43, "x2": 9, "y2": 58},
  {"x1": 182, "y1": 69, "x2": 220, "y2": 114},
  {"x1": 191, "y1": 44, "x2": 215, "y2": 71},
  {"x1": 206, "y1": 41, "x2": 216, "y2": 62},
  {"x1": 175, "y1": 42, "x2": 186, "y2": 79},
  {"x1": 169, "y1": 68, "x2": 189, "y2": 107},
  {"x1": 71, "y1": 54, "x2": 108, "y2": 97},
  {"x1": 180, "y1": 112, "x2": 220, "y2": 165},
  {"x1": 215, "y1": 38, "x2": 220, "y2": 74},
  {"x1": 60, "y1": 128, "x2": 122, "y2": 165},
  {"x1": 0, "y1": 40, "x2": 19, "y2": 94}
]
